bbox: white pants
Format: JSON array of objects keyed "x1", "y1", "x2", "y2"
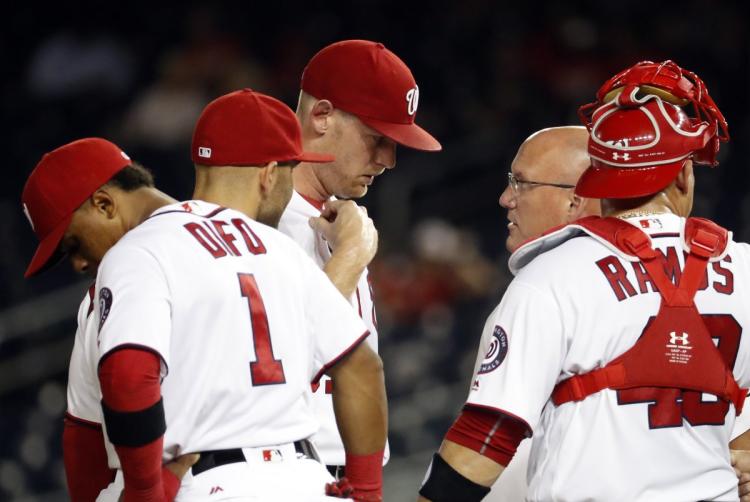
[{"x1": 97, "y1": 442, "x2": 351, "y2": 502}]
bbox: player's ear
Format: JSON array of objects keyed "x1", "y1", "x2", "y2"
[
  {"x1": 89, "y1": 189, "x2": 117, "y2": 219},
  {"x1": 674, "y1": 160, "x2": 694, "y2": 196},
  {"x1": 309, "y1": 99, "x2": 334, "y2": 136},
  {"x1": 568, "y1": 193, "x2": 596, "y2": 220},
  {"x1": 258, "y1": 161, "x2": 279, "y2": 197},
  {"x1": 568, "y1": 192, "x2": 583, "y2": 215}
]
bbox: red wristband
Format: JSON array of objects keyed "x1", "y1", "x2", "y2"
[
  {"x1": 162, "y1": 466, "x2": 180, "y2": 502},
  {"x1": 345, "y1": 450, "x2": 383, "y2": 494}
]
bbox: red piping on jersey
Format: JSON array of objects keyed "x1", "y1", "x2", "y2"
[
  {"x1": 551, "y1": 216, "x2": 746, "y2": 413},
  {"x1": 312, "y1": 330, "x2": 371, "y2": 383},
  {"x1": 145, "y1": 206, "x2": 228, "y2": 221},
  {"x1": 298, "y1": 192, "x2": 326, "y2": 212},
  {"x1": 205, "y1": 206, "x2": 228, "y2": 218},
  {"x1": 99, "y1": 344, "x2": 168, "y2": 375},
  {"x1": 355, "y1": 287, "x2": 363, "y2": 318},
  {"x1": 87, "y1": 284, "x2": 96, "y2": 317}
]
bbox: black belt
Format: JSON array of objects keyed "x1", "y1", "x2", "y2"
[
  {"x1": 193, "y1": 439, "x2": 318, "y2": 476},
  {"x1": 327, "y1": 464, "x2": 345, "y2": 479}
]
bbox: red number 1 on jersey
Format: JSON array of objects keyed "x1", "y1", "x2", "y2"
[{"x1": 238, "y1": 273, "x2": 286, "y2": 386}]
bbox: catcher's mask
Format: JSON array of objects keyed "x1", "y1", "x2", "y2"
[
  {"x1": 578, "y1": 60, "x2": 728, "y2": 168},
  {"x1": 575, "y1": 93, "x2": 716, "y2": 199}
]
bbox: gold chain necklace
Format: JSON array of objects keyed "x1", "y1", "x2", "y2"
[{"x1": 614, "y1": 211, "x2": 668, "y2": 220}]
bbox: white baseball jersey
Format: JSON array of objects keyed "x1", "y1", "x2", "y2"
[
  {"x1": 468, "y1": 213, "x2": 750, "y2": 501},
  {"x1": 278, "y1": 191, "x2": 386, "y2": 466},
  {"x1": 95, "y1": 200, "x2": 370, "y2": 461},
  {"x1": 67, "y1": 286, "x2": 102, "y2": 426},
  {"x1": 66, "y1": 286, "x2": 120, "y2": 470}
]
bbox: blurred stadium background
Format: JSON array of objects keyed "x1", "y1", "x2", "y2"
[{"x1": 1, "y1": 1, "x2": 748, "y2": 500}]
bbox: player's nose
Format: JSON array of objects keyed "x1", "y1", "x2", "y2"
[
  {"x1": 375, "y1": 139, "x2": 397, "y2": 170},
  {"x1": 499, "y1": 185, "x2": 515, "y2": 209},
  {"x1": 70, "y1": 255, "x2": 90, "y2": 275}
]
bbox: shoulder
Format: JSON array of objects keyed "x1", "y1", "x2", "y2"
[
  {"x1": 513, "y1": 232, "x2": 607, "y2": 283},
  {"x1": 97, "y1": 225, "x2": 169, "y2": 281},
  {"x1": 729, "y1": 239, "x2": 750, "y2": 256}
]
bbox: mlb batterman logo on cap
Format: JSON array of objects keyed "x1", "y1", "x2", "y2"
[
  {"x1": 301, "y1": 39, "x2": 442, "y2": 152},
  {"x1": 22, "y1": 138, "x2": 132, "y2": 278},
  {"x1": 191, "y1": 88, "x2": 335, "y2": 166}
]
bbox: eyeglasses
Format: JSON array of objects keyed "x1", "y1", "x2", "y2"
[{"x1": 507, "y1": 172, "x2": 575, "y2": 194}]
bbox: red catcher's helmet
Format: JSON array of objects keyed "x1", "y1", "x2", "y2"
[
  {"x1": 578, "y1": 60, "x2": 729, "y2": 167},
  {"x1": 575, "y1": 92, "x2": 717, "y2": 198}
]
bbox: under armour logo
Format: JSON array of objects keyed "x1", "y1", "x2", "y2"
[
  {"x1": 669, "y1": 331, "x2": 689, "y2": 346},
  {"x1": 406, "y1": 86, "x2": 419, "y2": 116},
  {"x1": 198, "y1": 146, "x2": 212, "y2": 158},
  {"x1": 612, "y1": 152, "x2": 630, "y2": 161},
  {"x1": 22, "y1": 203, "x2": 34, "y2": 230},
  {"x1": 209, "y1": 486, "x2": 224, "y2": 495}
]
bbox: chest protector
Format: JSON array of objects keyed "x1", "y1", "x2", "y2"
[{"x1": 551, "y1": 216, "x2": 746, "y2": 415}]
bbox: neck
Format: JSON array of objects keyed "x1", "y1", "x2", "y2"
[
  {"x1": 603, "y1": 192, "x2": 680, "y2": 220},
  {"x1": 293, "y1": 162, "x2": 329, "y2": 201},
  {"x1": 130, "y1": 188, "x2": 176, "y2": 228},
  {"x1": 193, "y1": 167, "x2": 262, "y2": 219}
]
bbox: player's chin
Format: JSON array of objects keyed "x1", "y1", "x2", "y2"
[
  {"x1": 348, "y1": 184, "x2": 369, "y2": 199},
  {"x1": 505, "y1": 232, "x2": 522, "y2": 253}
]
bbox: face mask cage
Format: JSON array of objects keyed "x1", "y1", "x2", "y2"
[{"x1": 578, "y1": 61, "x2": 729, "y2": 166}]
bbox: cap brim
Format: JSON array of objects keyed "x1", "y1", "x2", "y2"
[
  {"x1": 24, "y1": 214, "x2": 72, "y2": 278},
  {"x1": 575, "y1": 161, "x2": 683, "y2": 199},
  {"x1": 293, "y1": 151, "x2": 335, "y2": 163},
  {"x1": 358, "y1": 116, "x2": 442, "y2": 152}
]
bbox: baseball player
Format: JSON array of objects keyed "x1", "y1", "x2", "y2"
[
  {"x1": 279, "y1": 39, "x2": 441, "y2": 479},
  {"x1": 23, "y1": 90, "x2": 387, "y2": 501},
  {"x1": 21, "y1": 138, "x2": 198, "y2": 501},
  {"x1": 419, "y1": 63, "x2": 750, "y2": 501},
  {"x1": 488, "y1": 125, "x2": 599, "y2": 502}
]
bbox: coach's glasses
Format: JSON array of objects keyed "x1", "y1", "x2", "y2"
[{"x1": 507, "y1": 172, "x2": 576, "y2": 194}]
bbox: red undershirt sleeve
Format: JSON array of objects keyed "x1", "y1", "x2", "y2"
[
  {"x1": 63, "y1": 416, "x2": 116, "y2": 502},
  {"x1": 99, "y1": 348, "x2": 168, "y2": 502},
  {"x1": 445, "y1": 405, "x2": 529, "y2": 466}
]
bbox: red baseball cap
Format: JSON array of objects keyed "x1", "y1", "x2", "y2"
[
  {"x1": 22, "y1": 138, "x2": 132, "y2": 277},
  {"x1": 191, "y1": 89, "x2": 334, "y2": 166},
  {"x1": 301, "y1": 39, "x2": 442, "y2": 152}
]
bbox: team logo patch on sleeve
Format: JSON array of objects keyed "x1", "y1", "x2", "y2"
[
  {"x1": 478, "y1": 326, "x2": 508, "y2": 374},
  {"x1": 98, "y1": 288, "x2": 113, "y2": 333}
]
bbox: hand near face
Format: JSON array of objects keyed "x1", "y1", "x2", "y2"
[{"x1": 309, "y1": 199, "x2": 378, "y2": 267}]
